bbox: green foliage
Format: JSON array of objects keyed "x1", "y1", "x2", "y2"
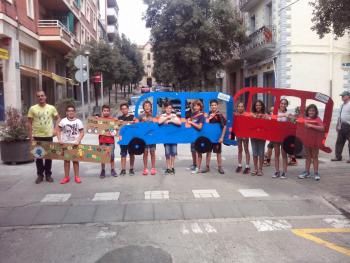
[
  {"x1": 144, "y1": 0, "x2": 245, "y2": 88},
  {"x1": 0, "y1": 107, "x2": 29, "y2": 142},
  {"x1": 311, "y1": 0, "x2": 350, "y2": 38}
]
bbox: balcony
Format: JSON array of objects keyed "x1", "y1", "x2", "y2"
[
  {"x1": 239, "y1": 0, "x2": 260, "y2": 12},
  {"x1": 38, "y1": 20, "x2": 76, "y2": 53},
  {"x1": 107, "y1": 24, "x2": 118, "y2": 35},
  {"x1": 240, "y1": 26, "x2": 276, "y2": 60},
  {"x1": 107, "y1": 7, "x2": 118, "y2": 24},
  {"x1": 107, "y1": 0, "x2": 117, "y2": 8}
]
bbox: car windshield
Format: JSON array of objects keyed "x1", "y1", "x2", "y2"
[{"x1": 130, "y1": 97, "x2": 139, "y2": 105}]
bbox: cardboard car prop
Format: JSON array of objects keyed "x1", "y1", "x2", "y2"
[
  {"x1": 232, "y1": 87, "x2": 333, "y2": 154},
  {"x1": 118, "y1": 92, "x2": 236, "y2": 154},
  {"x1": 30, "y1": 141, "x2": 112, "y2": 163}
]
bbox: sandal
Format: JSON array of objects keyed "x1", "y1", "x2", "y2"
[
  {"x1": 251, "y1": 170, "x2": 257, "y2": 176},
  {"x1": 257, "y1": 170, "x2": 263, "y2": 176}
]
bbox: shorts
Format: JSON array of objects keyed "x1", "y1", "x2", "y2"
[
  {"x1": 100, "y1": 143, "x2": 115, "y2": 161},
  {"x1": 190, "y1": 143, "x2": 196, "y2": 153},
  {"x1": 267, "y1": 141, "x2": 275, "y2": 149},
  {"x1": 212, "y1": 143, "x2": 222, "y2": 154},
  {"x1": 145, "y1": 144, "x2": 156, "y2": 152},
  {"x1": 237, "y1": 137, "x2": 249, "y2": 144},
  {"x1": 251, "y1": 138, "x2": 266, "y2": 157},
  {"x1": 164, "y1": 144, "x2": 177, "y2": 157},
  {"x1": 120, "y1": 145, "x2": 130, "y2": 157}
]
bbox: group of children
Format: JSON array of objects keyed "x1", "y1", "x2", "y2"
[{"x1": 56, "y1": 98, "x2": 324, "y2": 184}]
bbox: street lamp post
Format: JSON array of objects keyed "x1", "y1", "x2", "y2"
[{"x1": 84, "y1": 50, "x2": 91, "y2": 116}]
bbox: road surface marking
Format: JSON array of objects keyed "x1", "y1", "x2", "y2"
[
  {"x1": 251, "y1": 220, "x2": 292, "y2": 232},
  {"x1": 292, "y1": 228, "x2": 350, "y2": 257},
  {"x1": 324, "y1": 218, "x2": 350, "y2": 228},
  {"x1": 192, "y1": 189, "x2": 220, "y2": 198},
  {"x1": 92, "y1": 192, "x2": 120, "y2": 201},
  {"x1": 96, "y1": 231, "x2": 117, "y2": 239},
  {"x1": 41, "y1": 194, "x2": 71, "y2": 203},
  {"x1": 181, "y1": 224, "x2": 190, "y2": 234},
  {"x1": 238, "y1": 189, "x2": 269, "y2": 197},
  {"x1": 191, "y1": 223, "x2": 204, "y2": 234},
  {"x1": 203, "y1": 223, "x2": 217, "y2": 233},
  {"x1": 144, "y1": 190, "x2": 169, "y2": 200}
]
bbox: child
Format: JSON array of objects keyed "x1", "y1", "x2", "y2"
[
  {"x1": 298, "y1": 104, "x2": 325, "y2": 181},
  {"x1": 187, "y1": 100, "x2": 206, "y2": 174},
  {"x1": 206, "y1": 100, "x2": 226, "y2": 174},
  {"x1": 250, "y1": 100, "x2": 267, "y2": 176},
  {"x1": 98, "y1": 105, "x2": 117, "y2": 178},
  {"x1": 139, "y1": 101, "x2": 157, "y2": 175},
  {"x1": 235, "y1": 102, "x2": 251, "y2": 174},
  {"x1": 118, "y1": 103, "x2": 136, "y2": 175},
  {"x1": 57, "y1": 105, "x2": 84, "y2": 184},
  {"x1": 158, "y1": 102, "x2": 181, "y2": 174},
  {"x1": 272, "y1": 99, "x2": 289, "y2": 179}
]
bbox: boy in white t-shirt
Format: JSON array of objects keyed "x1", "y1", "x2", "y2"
[{"x1": 57, "y1": 105, "x2": 84, "y2": 184}]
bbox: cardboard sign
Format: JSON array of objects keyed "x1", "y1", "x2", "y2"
[
  {"x1": 86, "y1": 116, "x2": 121, "y2": 136},
  {"x1": 30, "y1": 141, "x2": 112, "y2": 163}
]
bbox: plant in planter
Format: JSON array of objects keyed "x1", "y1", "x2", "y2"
[{"x1": 0, "y1": 107, "x2": 33, "y2": 164}]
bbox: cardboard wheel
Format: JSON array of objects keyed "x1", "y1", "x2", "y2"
[
  {"x1": 282, "y1": 136, "x2": 303, "y2": 155},
  {"x1": 128, "y1": 138, "x2": 145, "y2": 155},
  {"x1": 194, "y1": 137, "x2": 213, "y2": 153}
]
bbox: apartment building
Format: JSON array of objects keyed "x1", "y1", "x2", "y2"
[
  {"x1": 0, "y1": 0, "x2": 100, "y2": 121},
  {"x1": 99, "y1": 0, "x2": 118, "y2": 44},
  {"x1": 138, "y1": 41, "x2": 155, "y2": 87},
  {"x1": 225, "y1": 0, "x2": 350, "y2": 108}
]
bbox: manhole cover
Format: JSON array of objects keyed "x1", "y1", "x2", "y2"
[{"x1": 96, "y1": 245, "x2": 172, "y2": 263}]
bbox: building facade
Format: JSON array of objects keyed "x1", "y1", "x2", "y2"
[
  {"x1": 225, "y1": 0, "x2": 350, "y2": 108},
  {"x1": 0, "y1": 0, "x2": 100, "y2": 121},
  {"x1": 138, "y1": 41, "x2": 156, "y2": 87}
]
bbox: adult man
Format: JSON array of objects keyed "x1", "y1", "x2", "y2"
[
  {"x1": 331, "y1": 91, "x2": 350, "y2": 163},
  {"x1": 28, "y1": 91, "x2": 60, "y2": 183}
]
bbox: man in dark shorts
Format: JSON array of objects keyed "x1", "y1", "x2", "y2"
[{"x1": 118, "y1": 103, "x2": 135, "y2": 175}]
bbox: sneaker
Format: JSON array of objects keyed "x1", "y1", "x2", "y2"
[
  {"x1": 200, "y1": 166, "x2": 210, "y2": 173},
  {"x1": 191, "y1": 167, "x2": 199, "y2": 174},
  {"x1": 60, "y1": 177, "x2": 70, "y2": 184},
  {"x1": 314, "y1": 173, "x2": 320, "y2": 181},
  {"x1": 151, "y1": 168, "x2": 157, "y2": 175},
  {"x1": 119, "y1": 169, "x2": 126, "y2": 176},
  {"x1": 188, "y1": 164, "x2": 197, "y2": 171},
  {"x1": 236, "y1": 166, "x2": 242, "y2": 173},
  {"x1": 74, "y1": 176, "x2": 82, "y2": 184},
  {"x1": 331, "y1": 158, "x2": 342, "y2": 161},
  {"x1": 272, "y1": 171, "x2": 280, "y2": 178},
  {"x1": 35, "y1": 175, "x2": 44, "y2": 184},
  {"x1": 111, "y1": 169, "x2": 118, "y2": 177},
  {"x1": 99, "y1": 169, "x2": 106, "y2": 179},
  {"x1": 280, "y1": 172, "x2": 287, "y2": 179},
  {"x1": 298, "y1": 171, "x2": 310, "y2": 179},
  {"x1": 143, "y1": 168, "x2": 149, "y2": 176},
  {"x1": 129, "y1": 169, "x2": 135, "y2": 175},
  {"x1": 171, "y1": 168, "x2": 175, "y2": 174},
  {"x1": 288, "y1": 158, "x2": 298, "y2": 166},
  {"x1": 164, "y1": 169, "x2": 171, "y2": 175},
  {"x1": 45, "y1": 176, "x2": 54, "y2": 183},
  {"x1": 218, "y1": 167, "x2": 225, "y2": 174},
  {"x1": 243, "y1": 167, "x2": 250, "y2": 174}
]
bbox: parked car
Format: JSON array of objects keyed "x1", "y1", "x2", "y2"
[
  {"x1": 127, "y1": 96, "x2": 143, "y2": 115},
  {"x1": 141, "y1": 86, "x2": 151, "y2": 93}
]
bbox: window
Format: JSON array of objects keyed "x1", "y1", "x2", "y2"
[
  {"x1": 93, "y1": 14, "x2": 97, "y2": 30},
  {"x1": 250, "y1": 15, "x2": 256, "y2": 32},
  {"x1": 81, "y1": 0, "x2": 85, "y2": 15},
  {"x1": 26, "y1": 0, "x2": 34, "y2": 19},
  {"x1": 81, "y1": 27, "x2": 85, "y2": 44},
  {"x1": 20, "y1": 47, "x2": 35, "y2": 67},
  {"x1": 74, "y1": 0, "x2": 80, "y2": 8},
  {"x1": 86, "y1": 6, "x2": 91, "y2": 22},
  {"x1": 266, "y1": 3, "x2": 273, "y2": 27},
  {"x1": 147, "y1": 53, "x2": 151, "y2": 60}
]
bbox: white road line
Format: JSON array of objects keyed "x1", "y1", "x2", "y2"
[
  {"x1": 251, "y1": 220, "x2": 292, "y2": 232},
  {"x1": 96, "y1": 231, "x2": 117, "y2": 239},
  {"x1": 191, "y1": 223, "x2": 204, "y2": 234},
  {"x1": 203, "y1": 223, "x2": 217, "y2": 233},
  {"x1": 238, "y1": 189, "x2": 269, "y2": 198},
  {"x1": 41, "y1": 194, "x2": 71, "y2": 203},
  {"x1": 192, "y1": 189, "x2": 220, "y2": 198},
  {"x1": 324, "y1": 218, "x2": 350, "y2": 228},
  {"x1": 144, "y1": 190, "x2": 169, "y2": 200},
  {"x1": 92, "y1": 192, "x2": 120, "y2": 201},
  {"x1": 181, "y1": 224, "x2": 190, "y2": 234}
]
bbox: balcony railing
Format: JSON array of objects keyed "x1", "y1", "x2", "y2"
[
  {"x1": 239, "y1": 0, "x2": 259, "y2": 12},
  {"x1": 107, "y1": 24, "x2": 117, "y2": 34},
  {"x1": 240, "y1": 25, "x2": 276, "y2": 57}
]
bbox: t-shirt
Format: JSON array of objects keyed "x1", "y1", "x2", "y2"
[
  {"x1": 27, "y1": 104, "x2": 58, "y2": 137},
  {"x1": 340, "y1": 101, "x2": 350, "y2": 125},
  {"x1": 58, "y1": 117, "x2": 84, "y2": 143},
  {"x1": 305, "y1": 116, "x2": 323, "y2": 126},
  {"x1": 138, "y1": 113, "x2": 153, "y2": 123},
  {"x1": 191, "y1": 112, "x2": 205, "y2": 130},
  {"x1": 118, "y1": 114, "x2": 135, "y2": 122},
  {"x1": 159, "y1": 113, "x2": 180, "y2": 125},
  {"x1": 208, "y1": 111, "x2": 226, "y2": 129},
  {"x1": 277, "y1": 110, "x2": 288, "y2": 122},
  {"x1": 99, "y1": 116, "x2": 116, "y2": 144}
]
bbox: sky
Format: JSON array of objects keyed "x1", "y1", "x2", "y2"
[{"x1": 118, "y1": 0, "x2": 151, "y2": 45}]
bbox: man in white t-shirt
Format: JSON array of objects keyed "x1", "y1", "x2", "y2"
[
  {"x1": 57, "y1": 105, "x2": 84, "y2": 184},
  {"x1": 332, "y1": 91, "x2": 350, "y2": 163}
]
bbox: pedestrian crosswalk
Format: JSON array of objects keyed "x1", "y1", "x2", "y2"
[{"x1": 40, "y1": 188, "x2": 268, "y2": 203}]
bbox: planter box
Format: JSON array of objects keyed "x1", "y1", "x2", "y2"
[{"x1": 0, "y1": 140, "x2": 34, "y2": 164}]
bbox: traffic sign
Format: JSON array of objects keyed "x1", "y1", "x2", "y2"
[
  {"x1": 74, "y1": 55, "x2": 88, "y2": 69},
  {"x1": 75, "y1": 69, "x2": 88, "y2": 83}
]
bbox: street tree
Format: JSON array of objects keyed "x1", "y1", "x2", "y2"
[
  {"x1": 144, "y1": 0, "x2": 245, "y2": 89},
  {"x1": 311, "y1": 0, "x2": 350, "y2": 38}
]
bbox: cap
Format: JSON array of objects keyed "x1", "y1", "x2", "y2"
[{"x1": 340, "y1": 91, "x2": 350, "y2": 97}]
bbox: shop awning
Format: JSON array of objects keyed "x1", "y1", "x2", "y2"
[{"x1": 20, "y1": 65, "x2": 75, "y2": 85}]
